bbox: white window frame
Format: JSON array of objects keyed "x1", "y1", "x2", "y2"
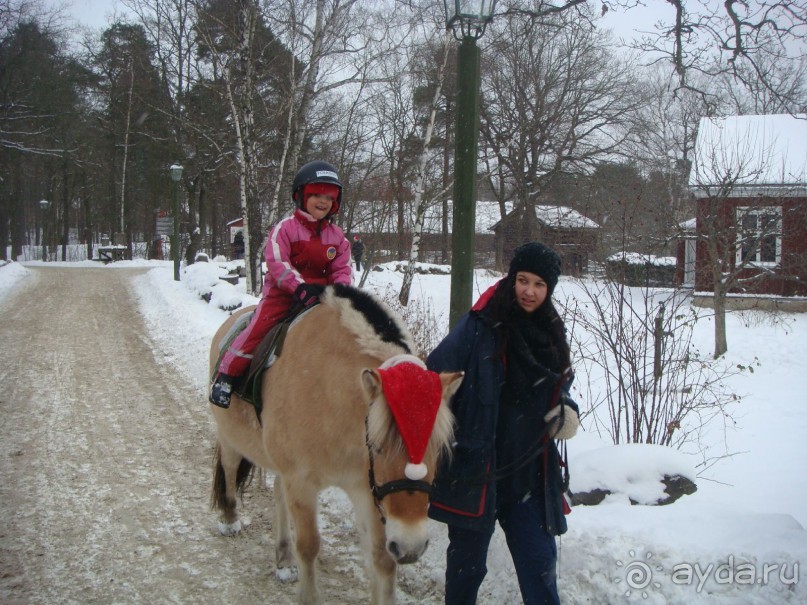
[{"x1": 735, "y1": 206, "x2": 782, "y2": 267}]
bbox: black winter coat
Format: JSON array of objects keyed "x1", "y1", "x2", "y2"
[{"x1": 426, "y1": 297, "x2": 577, "y2": 536}]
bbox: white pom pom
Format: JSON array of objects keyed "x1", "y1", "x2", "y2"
[{"x1": 405, "y1": 462, "x2": 428, "y2": 480}]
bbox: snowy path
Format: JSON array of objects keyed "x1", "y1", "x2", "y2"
[{"x1": 0, "y1": 266, "x2": 375, "y2": 604}]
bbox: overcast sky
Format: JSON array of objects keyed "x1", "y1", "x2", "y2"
[{"x1": 46, "y1": 0, "x2": 662, "y2": 41}]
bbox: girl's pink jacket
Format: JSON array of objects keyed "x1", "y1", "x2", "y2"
[{"x1": 262, "y1": 208, "x2": 353, "y2": 296}]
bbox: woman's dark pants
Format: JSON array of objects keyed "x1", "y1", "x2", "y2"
[{"x1": 444, "y1": 496, "x2": 560, "y2": 605}]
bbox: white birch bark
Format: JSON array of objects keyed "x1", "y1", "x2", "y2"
[{"x1": 399, "y1": 33, "x2": 451, "y2": 306}]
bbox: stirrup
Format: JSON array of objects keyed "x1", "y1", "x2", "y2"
[{"x1": 210, "y1": 379, "x2": 232, "y2": 408}]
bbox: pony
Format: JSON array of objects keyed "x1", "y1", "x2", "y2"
[{"x1": 208, "y1": 284, "x2": 463, "y2": 605}]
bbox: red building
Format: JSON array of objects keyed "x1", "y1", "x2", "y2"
[{"x1": 687, "y1": 115, "x2": 807, "y2": 305}]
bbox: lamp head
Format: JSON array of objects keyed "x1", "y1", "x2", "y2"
[
  {"x1": 444, "y1": 0, "x2": 497, "y2": 40},
  {"x1": 170, "y1": 163, "x2": 184, "y2": 182}
]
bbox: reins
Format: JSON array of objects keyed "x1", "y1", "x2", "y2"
[{"x1": 450, "y1": 368, "x2": 572, "y2": 488}]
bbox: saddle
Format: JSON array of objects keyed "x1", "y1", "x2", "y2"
[{"x1": 213, "y1": 303, "x2": 313, "y2": 419}]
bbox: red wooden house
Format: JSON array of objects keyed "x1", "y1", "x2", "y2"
[{"x1": 687, "y1": 114, "x2": 807, "y2": 307}]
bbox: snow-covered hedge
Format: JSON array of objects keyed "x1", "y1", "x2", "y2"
[{"x1": 605, "y1": 252, "x2": 677, "y2": 287}]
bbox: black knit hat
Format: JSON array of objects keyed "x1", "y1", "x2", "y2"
[{"x1": 508, "y1": 242, "x2": 562, "y2": 294}]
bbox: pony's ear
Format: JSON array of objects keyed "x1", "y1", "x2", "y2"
[
  {"x1": 361, "y1": 368, "x2": 382, "y2": 399},
  {"x1": 440, "y1": 371, "x2": 464, "y2": 403}
]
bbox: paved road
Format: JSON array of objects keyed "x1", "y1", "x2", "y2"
[{"x1": 0, "y1": 266, "x2": 381, "y2": 605}]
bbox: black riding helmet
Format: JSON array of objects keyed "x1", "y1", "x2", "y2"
[{"x1": 292, "y1": 160, "x2": 343, "y2": 217}]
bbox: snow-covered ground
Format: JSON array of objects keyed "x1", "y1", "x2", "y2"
[{"x1": 2, "y1": 258, "x2": 804, "y2": 604}]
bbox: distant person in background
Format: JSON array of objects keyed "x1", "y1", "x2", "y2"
[
  {"x1": 351, "y1": 234, "x2": 365, "y2": 272},
  {"x1": 231, "y1": 231, "x2": 245, "y2": 260},
  {"x1": 427, "y1": 241, "x2": 580, "y2": 605}
]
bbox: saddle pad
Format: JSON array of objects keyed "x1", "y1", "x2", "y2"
[{"x1": 212, "y1": 304, "x2": 316, "y2": 415}]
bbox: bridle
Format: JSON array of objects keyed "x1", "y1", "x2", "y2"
[{"x1": 364, "y1": 409, "x2": 433, "y2": 524}]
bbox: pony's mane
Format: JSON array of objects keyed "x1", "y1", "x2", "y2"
[
  {"x1": 321, "y1": 284, "x2": 416, "y2": 361},
  {"x1": 321, "y1": 285, "x2": 454, "y2": 459}
]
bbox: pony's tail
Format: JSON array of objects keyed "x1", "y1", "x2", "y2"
[{"x1": 211, "y1": 442, "x2": 255, "y2": 511}]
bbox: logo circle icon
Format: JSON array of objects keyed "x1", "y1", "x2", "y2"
[
  {"x1": 625, "y1": 560, "x2": 653, "y2": 590},
  {"x1": 615, "y1": 550, "x2": 663, "y2": 599}
]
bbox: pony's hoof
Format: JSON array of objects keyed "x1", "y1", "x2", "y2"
[
  {"x1": 218, "y1": 519, "x2": 242, "y2": 536},
  {"x1": 275, "y1": 565, "x2": 298, "y2": 583}
]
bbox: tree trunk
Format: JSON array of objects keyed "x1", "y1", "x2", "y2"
[
  {"x1": 223, "y1": 1, "x2": 260, "y2": 294},
  {"x1": 713, "y1": 284, "x2": 728, "y2": 358},
  {"x1": 399, "y1": 33, "x2": 450, "y2": 306}
]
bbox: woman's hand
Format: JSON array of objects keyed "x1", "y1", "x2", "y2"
[{"x1": 544, "y1": 405, "x2": 579, "y2": 440}]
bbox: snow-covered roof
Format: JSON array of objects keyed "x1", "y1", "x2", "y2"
[
  {"x1": 349, "y1": 200, "x2": 510, "y2": 235},
  {"x1": 347, "y1": 200, "x2": 598, "y2": 234},
  {"x1": 491, "y1": 204, "x2": 599, "y2": 230},
  {"x1": 689, "y1": 114, "x2": 807, "y2": 198},
  {"x1": 532, "y1": 204, "x2": 600, "y2": 229}
]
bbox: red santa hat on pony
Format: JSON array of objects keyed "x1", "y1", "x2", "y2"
[{"x1": 376, "y1": 354, "x2": 443, "y2": 481}]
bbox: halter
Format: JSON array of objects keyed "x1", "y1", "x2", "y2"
[
  {"x1": 364, "y1": 408, "x2": 433, "y2": 524},
  {"x1": 364, "y1": 353, "x2": 440, "y2": 523}
]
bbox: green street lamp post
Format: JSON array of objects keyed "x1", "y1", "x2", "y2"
[
  {"x1": 170, "y1": 163, "x2": 184, "y2": 281},
  {"x1": 39, "y1": 199, "x2": 49, "y2": 262},
  {"x1": 444, "y1": 0, "x2": 497, "y2": 328}
]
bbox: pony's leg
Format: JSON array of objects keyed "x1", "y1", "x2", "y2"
[
  {"x1": 273, "y1": 474, "x2": 298, "y2": 581},
  {"x1": 347, "y1": 490, "x2": 397, "y2": 605},
  {"x1": 212, "y1": 443, "x2": 247, "y2": 536},
  {"x1": 283, "y1": 478, "x2": 321, "y2": 605}
]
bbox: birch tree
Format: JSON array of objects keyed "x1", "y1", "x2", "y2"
[
  {"x1": 399, "y1": 33, "x2": 451, "y2": 306},
  {"x1": 194, "y1": 0, "x2": 265, "y2": 292},
  {"x1": 261, "y1": 0, "x2": 383, "y2": 226}
]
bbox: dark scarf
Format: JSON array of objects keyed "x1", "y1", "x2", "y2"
[
  {"x1": 495, "y1": 311, "x2": 562, "y2": 502},
  {"x1": 503, "y1": 312, "x2": 562, "y2": 403}
]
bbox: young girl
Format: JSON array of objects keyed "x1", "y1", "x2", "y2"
[
  {"x1": 426, "y1": 241, "x2": 580, "y2": 605},
  {"x1": 210, "y1": 160, "x2": 353, "y2": 408}
]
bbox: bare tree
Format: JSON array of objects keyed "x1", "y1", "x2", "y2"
[
  {"x1": 689, "y1": 115, "x2": 803, "y2": 357},
  {"x1": 561, "y1": 278, "x2": 746, "y2": 451},
  {"x1": 625, "y1": 0, "x2": 807, "y2": 110},
  {"x1": 714, "y1": 53, "x2": 807, "y2": 115},
  {"x1": 480, "y1": 5, "x2": 642, "y2": 219}
]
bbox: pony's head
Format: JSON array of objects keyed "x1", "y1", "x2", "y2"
[{"x1": 361, "y1": 355, "x2": 462, "y2": 564}]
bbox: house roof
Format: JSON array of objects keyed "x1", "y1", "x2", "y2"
[
  {"x1": 493, "y1": 204, "x2": 599, "y2": 230},
  {"x1": 422, "y1": 200, "x2": 513, "y2": 233},
  {"x1": 349, "y1": 200, "x2": 512, "y2": 235},
  {"x1": 345, "y1": 200, "x2": 598, "y2": 234},
  {"x1": 533, "y1": 204, "x2": 600, "y2": 229},
  {"x1": 689, "y1": 114, "x2": 807, "y2": 198}
]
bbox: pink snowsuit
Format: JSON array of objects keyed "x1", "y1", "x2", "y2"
[{"x1": 217, "y1": 208, "x2": 353, "y2": 377}]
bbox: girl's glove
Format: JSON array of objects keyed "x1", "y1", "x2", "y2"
[
  {"x1": 294, "y1": 283, "x2": 324, "y2": 306},
  {"x1": 544, "y1": 405, "x2": 579, "y2": 440}
]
